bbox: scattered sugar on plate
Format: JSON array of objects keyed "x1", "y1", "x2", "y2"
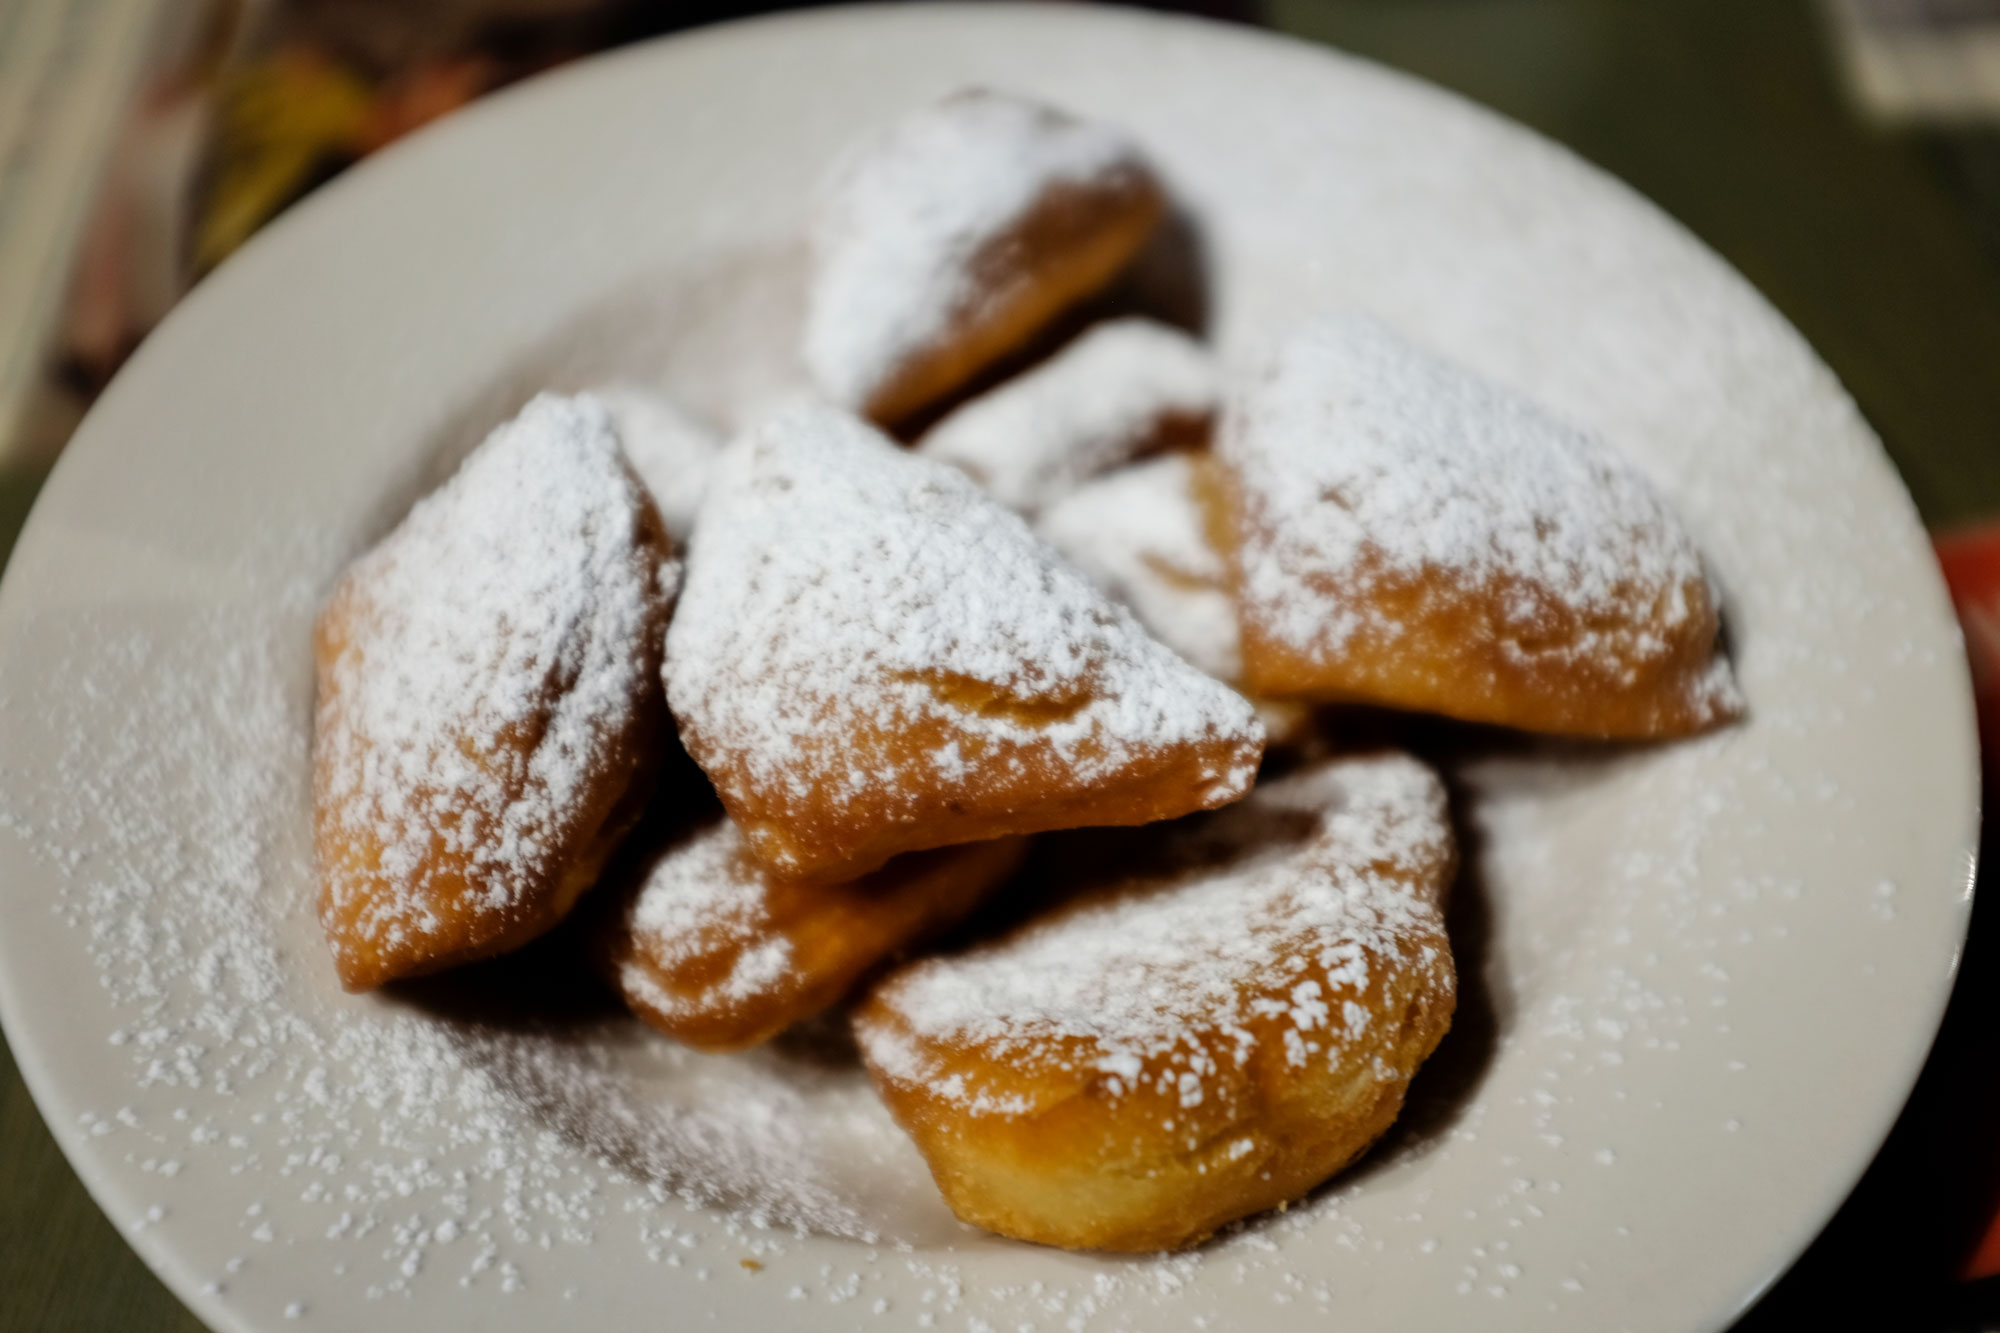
[
  {"x1": 0, "y1": 51, "x2": 1941, "y2": 1329},
  {"x1": 0, "y1": 520, "x2": 955, "y2": 1290},
  {"x1": 0, "y1": 393, "x2": 1853, "y2": 1322}
]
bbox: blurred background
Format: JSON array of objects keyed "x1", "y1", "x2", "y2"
[{"x1": 3, "y1": 1, "x2": 2000, "y2": 1329}]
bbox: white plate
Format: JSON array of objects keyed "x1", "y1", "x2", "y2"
[{"x1": 0, "y1": 6, "x2": 1977, "y2": 1331}]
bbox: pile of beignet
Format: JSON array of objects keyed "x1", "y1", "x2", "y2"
[{"x1": 312, "y1": 89, "x2": 1740, "y2": 1252}]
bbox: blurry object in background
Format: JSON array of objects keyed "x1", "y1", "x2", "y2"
[
  {"x1": 1932, "y1": 523, "x2": 2000, "y2": 1304},
  {"x1": 1824, "y1": 0, "x2": 2000, "y2": 122},
  {"x1": 190, "y1": 48, "x2": 376, "y2": 276},
  {"x1": 189, "y1": 0, "x2": 633, "y2": 279},
  {"x1": 60, "y1": 0, "x2": 250, "y2": 402},
  {"x1": 1937, "y1": 521, "x2": 2000, "y2": 764},
  {"x1": 12, "y1": 0, "x2": 740, "y2": 470},
  {"x1": 7, "y1": 0, "x2": 1257, "y2": 470},
  {"x1": 1971, "y1": 1207, "x2": 2000, "y2": 1280},
  {"x1": 275, "y1": 0, "x2": 610, "y2": 70},
  {"x1": 0, "y1": 0, "x2": 172, "y2": 467}
]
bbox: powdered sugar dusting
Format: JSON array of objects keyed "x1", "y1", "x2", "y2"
[
  {"x1": 623, "y1": 821, "x2": 799, "y2": 1017},
  {"x1": 1039, "y1": 451, "x2": 1241, "y2": 682},
  {"x1": 665, "y1": 404, "x2": 1261, "y2": 869},
  {"x1": 0, "y1": 524, "x2": 958, "y2": 1281},
  {"x1": 919, "y1": 317, "x2": 1218, "y2": 514},
  {"x1": 0, "y1": 19, "x2": 1967, "y2": 1328},
  {"x1": 590, "y1": 383, "x2": 722, "y2": 545},
  {"x1": 802, "y1": 90, "x2": 1154, "y2": 411},
  {"x1": 1224, "y1": 314, "x2": 1733, "y2": 708},
  {"x1": 314, "y1": 393, "x2": 671, "y2": 982},
  {"x1": 860, "y1": 754, "x2": 1450, "y2": 1107}
]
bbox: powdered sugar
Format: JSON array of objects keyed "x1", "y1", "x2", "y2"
[
  {"x1": 919, "y1": 318, "x2": 1218, "y2": 514},
  {"x1": 611, "y1": 815, "x2": 1032, "y2": 1053},
  {"x1": 1038, "y1": 451, "x2": 1241, "y2": 681},
  {"x1": 859, "y1": 754, "x2": 1450, "y2": 1108},
  {"x1": 802, "y1": 90, "x2": 1154, "y2": 413},
  {"x1": 621, "y1": 821, "x2": 799, "y2": 1017},
  {"x1": 314, "y1": 393, "x2": 671, "y2": 984},
  {"x1": 0, "y1": 528, "x2": 956, "y2": 1275},
  {"x1": 665, "y1": 404, "x2": 1262, "y2": 872},
  {"x1": 1224, "y1": 314, "x2": 1725, "y2": 688},
  {"x1": 0, "y1": 18, "x2": 1963, "y2": 1328},
  {"x1": 590, "y1": 383, "x2": 722, "y2": 545}
]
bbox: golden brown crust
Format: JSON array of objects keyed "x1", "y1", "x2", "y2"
[
  {"x1": 855, "y1": 754, "x2": 1456, "y2": 1251},
  {"x1": 1212, "y1": 429, "x2": 1735, "y2": 736},
  {"x1": 661, "y1": 405, "x2": 1265, "y2": 889},
  {"x1": 1231, "y1": 545, "x2": 1735, "y2": 739},
  {"x1": 1202, "y1": 320, "x2": 1743, "y2": 740},
  {"x1": 862, "y1": 961, "x2": 1450, "y2": 1251},
  {"x1": 313, "y1": 407, "x2": 675, "y2": 992},
  {"x1": 861, "y1": 175, "x2": 1166, "y2": 431},
  {"x1": 1210, "y1": 431, "x2": 1737, "y2": 736},
  {"x1": 689, "y1": 681, "x2": 1260, "y2": 887},
  {"x1": 314, "y1": 582, "x2": 670, "y2": 992},
  {"x1": 600, "y1": 827, "x2": 1026, "y2": 1051}
]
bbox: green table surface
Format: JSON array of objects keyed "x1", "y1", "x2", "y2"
[{"x1": 4, "y1": 1, "x2": 1998, "y2": 1329}]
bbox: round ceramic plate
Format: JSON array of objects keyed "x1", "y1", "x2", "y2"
[{"x1": 0, "y1": 6, "x2": 1977, "y2": 1331}]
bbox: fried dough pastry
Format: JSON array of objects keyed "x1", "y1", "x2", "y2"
[
  {"x1": 919, "y1": 317, "x2": 1217, "y2": 514},
  {"x1": 1219, "y1": 314, "x2": 1742, "y2": 737},
  {"x1": 803, "y1": 90, "x2": 1166, "y2": 430},
  {"x1": 601, "y1": 818, "x2": 1027, "y2": 1051},
  {"x1": 1039, "y1": 452, "x2": 1316, "y2": 748},
  {"x1": 665, "y1": 405, "x2": 1264, "y2": 885},
  {"x1": 1038, "y1": 450, "x2": 1240, "y2": 682},
  {"x1": 855, "y1": 753, "x2": 1457, "y2": 1252},
  {"x1": 591, "y1": 382, "x2": 722, "y2": 546},
  {"x1": 314, "y1": 394, "x2": 675, "y2": 991}
]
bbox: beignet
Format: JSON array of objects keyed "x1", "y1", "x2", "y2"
[
  {"x1": 665, "y1": 405, "x2": 1263, "y2": 884},
  {"x1": 602, "y1": 818, "x2": 1025, "y2": 1051},
  {"x1": 591, "y1": 382, "x2": 721, "y2": 546},
  {"x1": 855, "y1": 752, "x2": 1456, "y2": 1251},
  {"x1": 1037, "y1": 450, "x2": 1240, "y2": 682},
  {"x1": 803, "y1": 90, "x2": 1166, "y2": 429},
  {"x1": 313, "y1": 394, "x2": 674, "y2": 990},
  {"x1": 1219, "y1": 314, "x2": 1741, "y2": 737},
  {"x1": 920, "y1": 317, "x2": 1216, "y2": 514}
]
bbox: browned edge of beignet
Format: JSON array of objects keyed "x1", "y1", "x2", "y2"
[
  {"x1": 314, "y1": 444, "x2": 675, "y2": 993},
  {"x1": 855, "y1": 754, "x2": 1457, "y2": 1251},
  {"x1": 597, "y1": 815, "x2": 1028, "y2": 1051},
  {"x1": 862, "y1": 173, "x2": 1167, "y2": 431}
]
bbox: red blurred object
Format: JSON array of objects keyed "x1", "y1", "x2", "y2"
[
  {"x1": 1935, "y1": 522, "x2": 2000, "y2": 1283},
  {"x1": 1937, "y1": 523, "x2": 2000, "y2": 770},
  {"x1": 1968, "y1": 1215, "x2": 2000, "y2": 1283},
  {"x1": 358, "y1": 55, "x2": 506, "y2": 152}
]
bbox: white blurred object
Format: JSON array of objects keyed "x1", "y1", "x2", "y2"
[
  {"x1": 1824, "y1": 0, "x2": 2000, "y2": 123},
  {"x1": 1037, "y1": 451, "x2": 1241, "y2": 682},
  {"x1": 589, "y1": 383, "x2": 722, "y2": 546},
  {"x1": 919, "y1": 317, "x2": 1218, "y2": 516}
]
